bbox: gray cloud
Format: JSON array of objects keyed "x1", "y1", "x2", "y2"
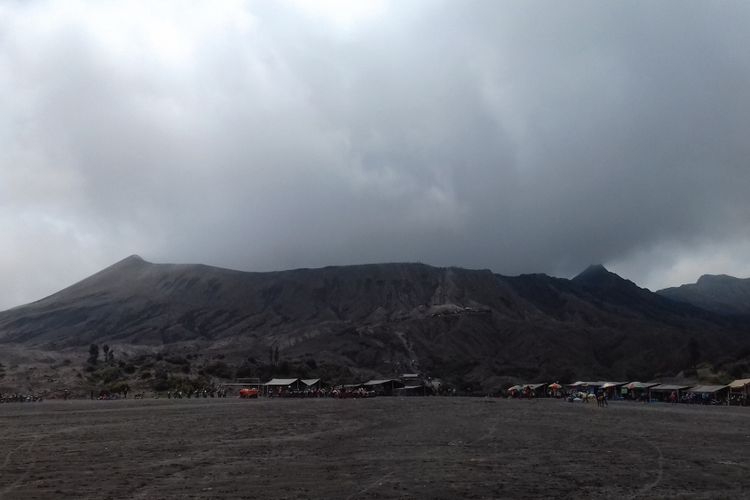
[{"x1": 2, "y1": 0, "x2": 750, "y2": 309}]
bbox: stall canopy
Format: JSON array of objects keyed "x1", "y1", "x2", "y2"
[
  {"x1": 363, "y1": 379, "x2": 405, "y2": 395},
  {"x1": 522, "y1": 383, "x2": 547, "y2": 391},
  {"x1": 363, "y1": 379, "x2": 404, "y2": 388},
  {"x1": 265, "y1": 378, "x2": 301, "y2": 387},
  {"x1": 394, "y1": 385, "x2": 425, "y2": 396},
  {"x1": 601, "y1": 382, "x2": 626, "y2": 389},
  {"x1": 626, "y1": 382, "x2": 659, "y2": 390},
  {"x1": 728, "y1": 379, "x2": 749, "y2": 404},
  {"x1": 301, "y1": 378, "x2": 321, "y2": 388},
  {"x1": 568, "y1": 381, "x2": 604, "y2": 388},
  {"x1": 686, "y1": 385, "x2": 727, "y2": 394},
  {"x1": 649, "y1": 384, "x2": 692, "y2": 392},
  {"x1": 729, "y1": 379, "x2": 750, "y2": 390}
]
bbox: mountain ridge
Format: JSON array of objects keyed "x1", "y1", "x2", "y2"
[
  {"x1": 658, "y1": 274, "x2": 750, "y2": 315},
  {"x1": 1, "y1": 256, "x2": 748, "y2": 390}
]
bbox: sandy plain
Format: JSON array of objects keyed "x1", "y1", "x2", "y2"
[{"x1": 0, "y1": 397, "x2": 748, "y2": 499}]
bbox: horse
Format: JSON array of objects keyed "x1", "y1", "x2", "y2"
[{"x1": 576, "y1": 391, "x2": 594, "y2": 403}]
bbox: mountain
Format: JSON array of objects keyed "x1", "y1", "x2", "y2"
[
  {"x1": 1, "y1": 256, "x2": 748, "y2": 390},
  {"x1": 658, "y1": 274, "x2": 750, "y2": 315}
]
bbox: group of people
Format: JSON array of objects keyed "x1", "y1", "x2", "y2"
[
  {"x1": 506, "y1": 385, "x2": 749, "y2": 407},
  {"x1": 330, "y1": 387, "x2": 376, "y2": 398},
  {"x1": 266, "y1": 386, "x2": 375, "y2": 398},
  {"x1": 92, "y1": 391, "x2": 145, "y2": 400},
  {"x1": 165, "y1": 388, "x2": 229, "y2": 399},
  {"x1": 729, "y1": 393, "x2": 747, "y2": 406},
  {"x1": 0, "y1": 392, "x2": 43, "y2": 403},
  {"x1": 679, "y1": 391, "x2": 723, "y2": 405},
  {"x1": 565, "y1": 391, "x2": 609, "y2": 407}
]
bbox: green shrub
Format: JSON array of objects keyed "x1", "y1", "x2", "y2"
[{"x1": 98, "y1": 366, "x2": 123, "y2": 384}]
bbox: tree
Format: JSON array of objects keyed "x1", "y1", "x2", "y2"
[
  {"x1": 102, "y1": 345, "x2": 110, "y2": 364},
  {"x1": 268, "y1": 344, "x2": 281, "y2": 366},
  {"x1": 88, "y1": 344, "x2": 100, "y2": 365}
]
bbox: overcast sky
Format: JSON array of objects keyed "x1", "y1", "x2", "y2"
[{"x1": 2, "y1": 1, "x2": 750, "y2": 310}]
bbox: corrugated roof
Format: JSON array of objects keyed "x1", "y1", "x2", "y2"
[
  {"x1": 301, "y1": 378, "x2": 320, "y2": 386},
  {"x1": 626, "y1": 382, "x2": 659, "y2": 389},
  {"x1": 729, "y1": 378, "x2": 750, "y2": 389},
  {"x1": 601, "y1": 382, "x2": 627, "y2": 389},
  {"x1": 686, "y1": 385, "x2": 727, "y2": 393},
  {"x1": 363, "y1": 379, "x2": 400, "y2": 386},
  {"x1": 264, "y1": 378, "x2": 300, "y2": 386},
  {"x1": 649, "y1": 384, "x2": 692, "y2": 391}
]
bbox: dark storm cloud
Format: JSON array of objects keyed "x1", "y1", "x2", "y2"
[{"x1": 2, "y1": 0, "x2": 750, "y2": 308}]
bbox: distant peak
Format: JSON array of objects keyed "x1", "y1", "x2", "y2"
[
  {"x1": 108, "y1": 254, "x2": 150, "y2": 269},
  {"x1": 573, "y1": 264, "x2": 610, "y2": 280},
  {"x1": 121, "y1": 254, "x2": 147, "y2": 264},
  {"x1": 582, "y1": 264, "x2": 608, "y2": 274},
  {"x1": 572, "y1": 264, "x2": 628, "y2": 287}
]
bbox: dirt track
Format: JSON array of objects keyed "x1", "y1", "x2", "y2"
[{"x1": 0, "y1": 398, "x2": 748, "y2": 499}]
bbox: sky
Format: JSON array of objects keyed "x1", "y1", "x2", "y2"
[{"x1": 2, "y1": 0, "x2": 750, "y2": 310}]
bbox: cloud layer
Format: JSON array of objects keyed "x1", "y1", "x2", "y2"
[{"x1": 2, "y1": 0, "x2": 750, "y2": 308}]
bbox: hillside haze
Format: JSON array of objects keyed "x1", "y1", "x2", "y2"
[{"x1": 1, "y1": 256, "x2": 748, "y2": 389}]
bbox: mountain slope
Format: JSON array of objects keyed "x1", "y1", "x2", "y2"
[
  {"x1": 658, "y1": 274, "x2": 750, "y2": 315},
  {"x1": 0, "y1": 257, "x2": 748, "y2": 388}
]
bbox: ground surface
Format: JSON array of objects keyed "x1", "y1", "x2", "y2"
[{"x1": 0, "y1": 398, "x2": 748, "y2": 499}]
